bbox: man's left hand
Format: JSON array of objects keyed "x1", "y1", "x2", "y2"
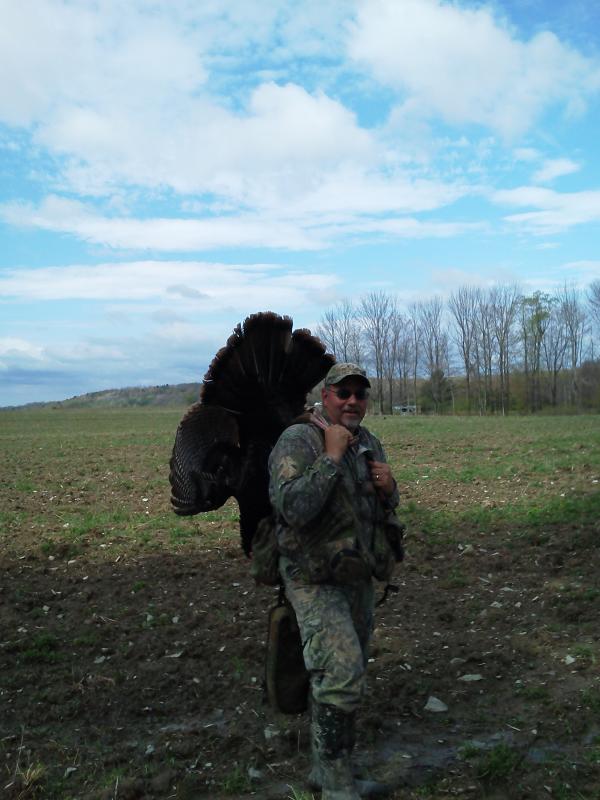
[{"x1": 368, "y1": 461, "x2": 395, "y2": 497}]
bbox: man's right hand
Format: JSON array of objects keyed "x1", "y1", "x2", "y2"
[{"x1": 324, "y1": 424, "x2": 354, "y2": 463}]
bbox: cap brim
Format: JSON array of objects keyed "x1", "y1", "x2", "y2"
[{"x1": 327, "y1": 374, "x2": 371, "y2": 388}]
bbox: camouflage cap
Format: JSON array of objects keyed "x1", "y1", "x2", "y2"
[{"x1": 324, "y1": 362, "x2": 371, "y2": 388}]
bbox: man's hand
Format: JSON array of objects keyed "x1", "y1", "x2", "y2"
[
  {"x1": 324, "y1": 424, "x2": 354, "y2": 463},
  {"x1": 369, "y1": 460, "x2": 395, "y2": 496}
]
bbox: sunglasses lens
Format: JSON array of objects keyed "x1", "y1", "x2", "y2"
[{"x1": 334, "y1": 388, "x2": 368, "y2": 400}]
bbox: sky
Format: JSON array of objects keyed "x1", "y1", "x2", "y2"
[{"x1": 1, "y1": 0, "x2": 600, "y2": 407}]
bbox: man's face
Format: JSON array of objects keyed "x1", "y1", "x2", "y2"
[{"x1": 321, "y1": 378, "x2": 369, "y2": 431}]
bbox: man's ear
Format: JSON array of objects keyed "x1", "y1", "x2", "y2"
[{"x1": 321, "y1": 386, "x2": 327, "y2": 401}]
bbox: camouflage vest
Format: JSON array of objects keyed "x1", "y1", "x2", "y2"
[{"x1": 276, "y1": 419, "x2": 403, "y2": 584}]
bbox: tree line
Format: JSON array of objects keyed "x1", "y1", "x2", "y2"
[{"x1": 316, "y1": 281, "x2": 600, "y2": 415}]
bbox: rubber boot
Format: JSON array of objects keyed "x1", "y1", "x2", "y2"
[
  {"x1": 342, "y1": 716, "x2": 391, "y2": 800},
  {"x1": 309, "y1": 702, "x2": 360, "y2": 800},
  {"x1": 308, "y1": 702, "x2": 392, "y2": 798},
  {"x1": 307, "y1": 700, "x2": 323, "y2": 790}
]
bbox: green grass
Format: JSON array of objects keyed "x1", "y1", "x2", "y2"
[
  {"x1": 1, "y1": 409, "x2": 599, "y2": 560},
  {"x1": 459, "y1": 742, "x2": 484, "y2": 760},
  {"x1": 21, "y1": 633, "x2": 63, "y2": 665},
  {"x1": 403, "y1": 492, "x2": 600, "y2": 537},
  {"x1": 515, "y1": 685, "x2": 551, "y2": 702},
  {"x1": 585, "y1": 736, "x2": 600, "y2": 765},
  {"x1": 571, "y1": 644, "x2": 596, "y2": 664},
  {"x1": 553, "y1": 587, "x2": 600, "y2": 605},
  {"x1": 373, "y1": 414, "x2": 600, "y2": 482},
  {"x1": 580, "y1": 687, "x2": 600, "y2": 714},
  {"x1": 72, "y1": 633, "x2": 100, "y2": 647},
  {"x1": 220, "y1": 764, "x2": 252, "y2": 793},
  {"x1": 440, "y1": 569, "x2": 469, "y2": 588},
  {"x1": 475, "y1": 743, "x2": 522, "y2": 784},
  {"x1": 287, "y1": 788, "x2": 316, "y2": 800},
  {"x1": 230, "y1": 655, "x2": 246, "y2": 680}
]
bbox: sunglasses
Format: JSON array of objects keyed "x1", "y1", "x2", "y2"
[{"x1": 329, "y1": 387, "x2": 369, "y2": 401}]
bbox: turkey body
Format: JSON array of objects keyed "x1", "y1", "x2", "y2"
[{"x1": 169, "y1": 312, "x2": 334, "y2": 555}]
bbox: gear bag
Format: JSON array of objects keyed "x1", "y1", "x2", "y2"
[{"x1": 265, "y1": 591, "x2": 309, "y2": 714}]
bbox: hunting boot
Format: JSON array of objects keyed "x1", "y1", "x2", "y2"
[
  {"x1": 308, "y1": 701, "x2": 392, "y2": 798},
  {"x1": 309, "y1": 701, "x2": 360, "y2": 800}
]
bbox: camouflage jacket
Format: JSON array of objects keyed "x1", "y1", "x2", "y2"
[{"x1": 268, "y1": 411, "x2": 400, "y2": 581}]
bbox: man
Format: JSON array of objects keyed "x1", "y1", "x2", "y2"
[{"x1": 268, "y1": 363, "x2": 400, "y2": 800}]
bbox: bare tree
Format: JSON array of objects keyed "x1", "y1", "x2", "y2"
[
  {"x1": 418, "y1": 297, "x2": 449, "y2": 413},
  {"x1": 587, "y1": 280, "x2": 600, "y2": 358},
  {"x1": 475, "y1": 290, "x2": 496, "y2": 413},
  {"x1": 490, "y1": 284, "x2": 519, "y2": 415},
  {"x1": 347, "y1": 317, "x2": 364, "y2": 365},
  {"x1": 588, "y1": 280, "x2": 600, "y2": 324},
  {"x1": 519, "y1": 292, "x2": 552, "y2": 412},
  {"x1": 317, "y1": 308, "x2": 340, "y2": 358},
  {"x1": 337, "y1": 300, "x2": 363, "y2": 363},
  {"x1": 320, "y1": 280, "x2": 599, "y2": 416},
  {"x1": 407, "y1": 303, "x2": 421, "y2": 411},
  {"x1": 448, "y1": 286, "x2": 479, "y2": 413},
  {"x1": 560, "y1": 285, "x2": 587, "y2": 410},
  {"x1": 542, "y1": 295, "x2": 568, "y2": 407},
  {"x1": 393, "y1": 311, "x2": 414, "y2": 406},
  {"x1": 316, "y1": 300, "x2": 362, "y2": 363},
  {"x1": 382, "y1": 304, "x2": 409, "y2": 413},
  {"x1": 360, "y1": 292, "x2": 393, "y2": 413}
]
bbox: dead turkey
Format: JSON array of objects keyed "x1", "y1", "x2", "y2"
[{"x1": 169, "y1": 311, "x2": 335, "y2": 555}]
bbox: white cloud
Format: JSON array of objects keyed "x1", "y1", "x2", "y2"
[
  {"x1": 0, "y1": 0, "x2": 482, "y2": 223},
  {"x1": 165, "y1": 285, "x2": 209, "y2": 300},
  {"x1": 532, "y1": 158, "x2": 581, "y2": 183},
  {"x1": 277, "y1": 167, "x2": 466, "y2": 218},
  {"x1": 429, "y1": 268, "x2": 500, "y2": 294},
  {"x1": 562, "y1": 260, "x2": 600, "y2": 280},
  {"x1": 322, "y1": 216, "x2": 485, "y2": 240},
  {"x1": 513, "y1": 147, "x2": 540, "y2": 162},
  {"x1": 153, "y1": 320, "x2": 214, "y2": 343},
  {"x1": 0, "y1": 1, "x2": 207, "y2": 128},
  {"x1": 0, "y1": 337, "x2": 44, "y2": 359},
  {"x1": 1, "y1": 167, "x2": 474, "y2": 251},
  {"x1": 0, "y1": 2, "x2": 366, "y2": 201},
  {"x1": 37, "y1": 81, "x2": 375, "y2": 199},
  {"x1": 493, "y1": 186, "x2": 600, "y2": 233},
  {"x1": 46, "y1": 341, "x2": 128, "y2": 364},
  {"x1": 1, "y1": 196, "x2": 323, "y2": 251},
  {"x1": 349, "y1": 0, "x2": 600, "y2": 138},
  {"x1": 0, "y1": 260, "x2": 339, "y2": 310}
]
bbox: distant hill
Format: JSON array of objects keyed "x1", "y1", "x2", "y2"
[
  {"x1": 5, "y1": 383, "x2": 202, "y2": 410},
  {"x1": 5, "y1": 381, "x2": 327, "y2": 411}
]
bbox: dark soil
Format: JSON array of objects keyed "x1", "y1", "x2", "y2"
[{"x1": 2, "y1": 518, "x2": 600, "y2": 800}]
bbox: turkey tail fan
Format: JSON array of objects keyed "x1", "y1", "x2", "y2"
[
  {"x1": 242, "y1": 311, "x2": 293, "y2": 389},
  {"x1": 169, "y1": 404, "x2": 241, "y2": 515},
  {"x1": 279, "y1": 328, "x2": 335, "y2": 402},
  {"x1": 201, "y1": 312, "x2": 293, "y2": 413}
]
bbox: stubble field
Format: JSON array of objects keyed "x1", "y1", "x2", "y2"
[{"x1": 1, "y1": 408, "x2": 599, "y2": 800}]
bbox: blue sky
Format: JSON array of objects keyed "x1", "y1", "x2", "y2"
[{"x1": 1, "y1": 0, "x2": 600, "y2": 407}]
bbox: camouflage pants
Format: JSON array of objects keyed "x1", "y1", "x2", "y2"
[{"x1": 280, "y1": 556, "x2": 375, "y2": 713}]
